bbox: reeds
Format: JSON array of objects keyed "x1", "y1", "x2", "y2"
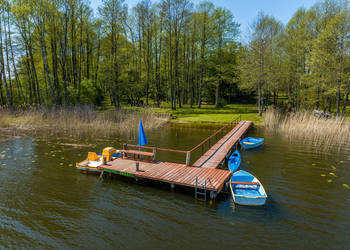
[
  {"x1": 264, "y1": 108, "x2": 350, "y2": 151},
  {"x1": 0, "y1": 106, "x2": 169, "y2": 138}
]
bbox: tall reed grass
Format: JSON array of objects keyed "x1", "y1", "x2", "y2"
[
  {"x1": 0, "y1": 106, "x2": 169, "y2": 138},
  {"x1": 264, "y1": 108, "x2": 350, "y2": 151}
]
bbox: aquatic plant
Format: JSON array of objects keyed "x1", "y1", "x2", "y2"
[
  {"x1": 0, "y1": 106, "x2": 169, "y2": 138},
  {"x1": 264, "y1": 108, "x2": 350, "y2": 151}
]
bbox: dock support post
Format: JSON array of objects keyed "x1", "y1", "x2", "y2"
[
  {"x1": 195, "y1": 177, "x2": 198, "y2": 199},
  {"x1": 98, "y1": 169, "x2": 104, "y2": 182},
  {"x1": 186, "y1": 151, "x2": 191, "y2": 166},
  {"x1": 153, "y1": 147, "x2": 157, "y2": 162},
  {"x1": 210, "y1": 191, "x2": 217, "y2": 200},
  {"x1": 136, "y1": 162, "x2": 139, "y2": 171}
]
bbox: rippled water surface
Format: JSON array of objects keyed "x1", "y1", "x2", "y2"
[{"x1": 0, "y1": 125, "x2": 349, "y2": 249}]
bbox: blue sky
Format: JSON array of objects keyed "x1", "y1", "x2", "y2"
[{"x1": 90, "y1": 0, "x2": 319, "y2": 41}]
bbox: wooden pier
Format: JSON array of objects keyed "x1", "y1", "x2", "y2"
[
  {"x1": 99, "y1": 119, "x2": 253, "y2": 200},
  {"x1": 193, "y1": 121, "x2": 252, "y2": 168}
]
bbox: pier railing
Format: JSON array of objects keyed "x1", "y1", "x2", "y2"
[
  {"x1": 187, "y1": 115, "x2": 241, "y2": 165},
  {"x1": 123, "y1": 115, "x2": 241, "y2": 166}
]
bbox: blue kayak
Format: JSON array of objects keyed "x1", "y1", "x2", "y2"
[
  {"x1": 240, "y1": 137, "x2": 264, "y2": 150},
  {"x1": 228, "y1": 150, "x2": 240, "y2": 172},
  {"x1": 230, "y1": 170, "x2": 267, "y2": 206}
]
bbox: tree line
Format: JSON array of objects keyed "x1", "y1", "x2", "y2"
[
  {"x1": 240, "y1": 0, "x2": 350, "y2": 117},
  {"x1": 0, "y1": 0, "x2": 349, "y2": 117},
  {"x1": 0, "y1": 0, "x2": 239, "y2": 110}
]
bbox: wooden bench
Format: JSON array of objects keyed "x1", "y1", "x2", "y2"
[{"x1": 121, "y1": 149, "x2": 155, "y2": 160}]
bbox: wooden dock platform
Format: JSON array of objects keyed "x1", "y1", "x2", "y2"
[
  {"x1": 96, "y1": 118, "x2": 253, "y2": 200},
  {"x1": 101, "y1": 158, "x2": 232, "y2": 194},
  {"x1": 193, "y1": 121, "x2": 252, "y2": 168}
]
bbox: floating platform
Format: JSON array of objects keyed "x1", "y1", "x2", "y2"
[{"x1": 96, "y1": 120, "x2": 253, "y2": 200}]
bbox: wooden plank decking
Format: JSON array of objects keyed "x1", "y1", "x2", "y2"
[
  {"x1": 193, "y1": 121, "x2": 252, "y2": 168},
  {"x1": 101, "y1": 158, "x2": 232, "y2": 192},
  {"x1": 97, "y1": 119, "x2": 253, "y2": 198}
]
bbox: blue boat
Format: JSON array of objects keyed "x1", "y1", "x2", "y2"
[
  {"x1": 240, "y1": 137, "x2": 264, "y2": 150},
  {"x1": 228, "y1": 150, "x2": 240, "y2": 172},
  {"x1": 229, "y1": 170, "x2": 267, "y2": 206}
]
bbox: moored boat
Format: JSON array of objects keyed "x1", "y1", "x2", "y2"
[
  {"x1": 229, "y1": 170, "x2": 267, "y2": 206},
  {"x1": 240, "y1": 137, "x2": 264, "y2": 150},
  {"x1": 76, "y1": 147, "x2": 121, "y2": 173},
  {"x1": 228, "y1": 150, "x2": 240, "y2": 172}
]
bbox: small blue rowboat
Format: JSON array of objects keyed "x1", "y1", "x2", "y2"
[
  {"x1": 228, "y1": 150, "x2": 240, "y2": 172},
  {"x1": 229, "y1": 170, "x2": 267, "y2": 206},
  {"x1": 240, "y1": 137, "x2": 264, "y2": 150}
]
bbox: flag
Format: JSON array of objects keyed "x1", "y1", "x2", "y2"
[{"x1": 138, "y1": 120, "x2": 148, "y2": 146}]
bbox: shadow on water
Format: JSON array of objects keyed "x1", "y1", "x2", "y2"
[{"x1": 0, "y1": 124, "x2": 350, "y2": 248}]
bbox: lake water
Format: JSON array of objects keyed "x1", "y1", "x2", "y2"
[{"x1": 0, "y1": 124, "x2": 349, "y2": 249}]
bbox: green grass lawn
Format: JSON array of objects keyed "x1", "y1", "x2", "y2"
[
  {"x1": 121, "y1": 103, "x2": 262, "y2": 124},
  {"x1": 168, "y1": 104, "x2": 262, "y2": 124},
  {"x1": 115, "y1": 100, "x2": 350, "y2": 124}
]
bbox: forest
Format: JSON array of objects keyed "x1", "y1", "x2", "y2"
[{"x1": 0, "y1": 0, "x2": 349, "y2": 117}]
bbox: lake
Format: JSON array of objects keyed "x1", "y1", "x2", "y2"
[{"x1": 0, "y1": 124, "x2": 349, "y2": 249}]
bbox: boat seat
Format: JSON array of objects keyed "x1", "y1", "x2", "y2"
[{"x1": 235, "y1": 184, "x2": 259, "y2": 190}]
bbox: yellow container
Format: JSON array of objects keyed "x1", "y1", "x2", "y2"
[
  {"x1": 102, "y1": 147, "x2": 116, "y2": 161},
  {"x1": 87, "y1": 152, "x2": 100, "y2": 161}
]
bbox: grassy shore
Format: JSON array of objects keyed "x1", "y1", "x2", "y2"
[
  {"x1": 264, "y1": 108, "x2": 350, "y2": 150},
  {"x1": 0, "y1": 107, "x2": 169, "y2": 138},
  {"x1": 124, "y1": 103, "x2": 262, "y2": 124}
]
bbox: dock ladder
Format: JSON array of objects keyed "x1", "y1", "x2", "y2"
[{"x1": 195, "y1": 177, "x2": 213, "y2": 201}]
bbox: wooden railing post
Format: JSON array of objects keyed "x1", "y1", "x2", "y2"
[
  {"x1": 123, "y1": 144, "x2": 127, "y2": 150},
  {"x1": 153, "y1": 147, "x2": 157, "y2": 162},
  {"x1": 186, "y1": 151, "x2": 191, "y2": 166}
]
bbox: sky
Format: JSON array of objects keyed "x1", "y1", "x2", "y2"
[{"x1": 90, "y1": 0, "x2": 319, "y2": 41}]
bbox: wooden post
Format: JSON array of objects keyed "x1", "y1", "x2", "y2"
[
  {"x1": 153, "y1": 147, "x2": 157, "y2": 162},
  {"x1": 98, "y1": 169, "x2": 104, "y2": 182},
  {"x1": 186, "y1": 151, "x2": 191, "y2": 166},
  {"x1": 123, "y1": 144, "x2": 127, "y2": 158},
  {"x1": 208, "y1": 138, "x2": 211, "y2": 148},
  {"x1": 195, "y1": 177, "x2": 198, "y2": 199},
  {"x1": 136, "y1": 162, "x2": 139, "y2": 171}
]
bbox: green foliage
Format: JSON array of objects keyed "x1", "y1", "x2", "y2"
[
  {"x1": 69, "y1": 79, "x2": 103, "y2": 106},
  {"x1": 1, "y1": 0, "x2": 350, "y2": 121}
]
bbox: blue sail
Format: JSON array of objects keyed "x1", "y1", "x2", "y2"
[{"x1": 138, "y1": 120, "x2": 148, "y2": 146}]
